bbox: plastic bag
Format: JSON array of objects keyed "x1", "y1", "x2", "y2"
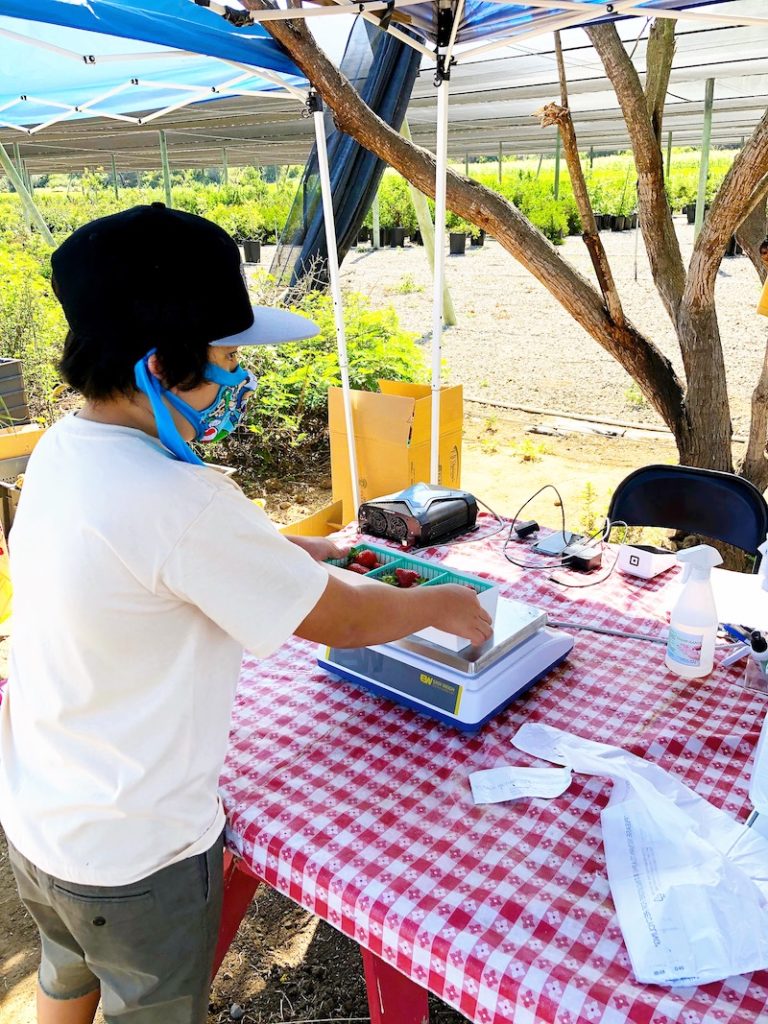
[{"x1": 512, "y1": 722, "x2": 768, "y2": 986}]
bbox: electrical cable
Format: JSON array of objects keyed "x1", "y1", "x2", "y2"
[
  {"x1": 502, "y1": 484, "x2": 574, "y2": 570},
  {"x1": 445, "y1": 496, "x2": 507, "y2": 545}
]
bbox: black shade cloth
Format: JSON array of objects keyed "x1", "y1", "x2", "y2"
[{"x1": 270, "y1": 20, "x2": 421, "y2": 290}]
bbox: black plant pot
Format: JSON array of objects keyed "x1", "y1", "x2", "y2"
[
  {"x1": 411, "y1": 230, "x2": 423, "y2": 246},
  {"x1": 611, "y1": 215, "x2": 625, "y2": 232},
  {"x1": 379, "y1": 228, "x2": 391, "y2": 247},
  {"x1": 391, "y1": 226, "x2": 406, "y2": 248},
  {"x1": 358, "y1": 226, "x2": 371, "y2": 243},
  {"x1": 629, "y1": 213, "x2": 638, "y2": 229},
  {"x1": 686, "y1": 204, "x2": 696, "y2": 224},
  {"x1": 449, "y1": 232, "x2": 466, "y2": 255},
  {"x1": 724, "y1": 235, "x2": 743, "y2": 258},
  {"x1": 470, "y1": 229, "x2": 485, "y2": 247},
  {"x1": 594, "y1": 214, "x2": 604, "y2": 230},
  {"x1": 243, "y1": 239, "x2": 261, "y2": 263}
]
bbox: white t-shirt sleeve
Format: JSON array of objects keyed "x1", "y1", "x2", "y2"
[{"x1": 160, "y1": 483, "x2": 329, "y2": 658}]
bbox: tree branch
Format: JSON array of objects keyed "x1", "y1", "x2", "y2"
[
  {"x1": 248, "y1": 2, "x2": 687, "y2": 437},
  {"x1": 735, "y1": 186, "x2": 768, "y2": 284},
  {"x1": 736, "y1": 334, "x2": 768, "y2": 491},
  {"x1": 686, "y1": 112, "x2": 768, "y2": 307},
  {"x1": 586, "y1": 22, "x2": 685, "y2": 323},
  {"x1": 644, "y1": 20, "x2": 675, "y2": 147},
  {"x1": 548, "y1": 32, "x2": 624, "y2": 326}
]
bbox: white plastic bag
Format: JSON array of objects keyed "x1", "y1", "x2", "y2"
[{"x1": 512, "y1": 722, "x2": 768, "y2": 986}]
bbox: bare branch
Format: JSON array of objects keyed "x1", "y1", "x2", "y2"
[
  {"x1": 546, "y1": 33, "x2": 624, "y2": 326},
  {"x1": 586, "y1": 22, "x2": 685, "y2": 322},
  {"x1": 644, "y1": 20, "x2": 675, "y2": 146}
]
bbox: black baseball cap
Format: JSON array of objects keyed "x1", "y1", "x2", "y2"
[{"x1": 51, "y1": 203, "x2": 319, "y2": 347}]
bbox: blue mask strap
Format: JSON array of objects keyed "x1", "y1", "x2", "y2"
[{"x1": 134, "y1": 351, "x2": 205, "y2": 466}]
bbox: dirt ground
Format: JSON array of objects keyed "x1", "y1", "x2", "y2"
[{"x1": 0, "y1": 408, "x2": 685, "y2": 1024}]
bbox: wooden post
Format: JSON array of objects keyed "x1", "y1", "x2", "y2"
[
  {"x1": 536, "y1": 153, "x2": 543, "y2": 178},
  {"x1": 158, "y1": 130, "x2": 173, "y2": 208},
  {"x1": 694, "y1": 78, "x2": 714, "y2": 240},
  {"x1": 554, "y1": 133, "x2": 561, "y2": 199},
  {"x1": 498, "y1": 140, "x2": 503, "y2": 183}
]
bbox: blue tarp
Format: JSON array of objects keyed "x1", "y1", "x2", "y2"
[{"x1": 0, "y1": 0, "x2": 306, "y2": 129}]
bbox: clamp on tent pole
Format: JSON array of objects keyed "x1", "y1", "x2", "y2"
[{"x1": 305, "y1": 89, "x2": 360, "y2": 519}]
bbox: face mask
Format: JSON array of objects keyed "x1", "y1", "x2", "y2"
[{"x1": 134, "y1": 349, "x2": 258, "y2": 465}]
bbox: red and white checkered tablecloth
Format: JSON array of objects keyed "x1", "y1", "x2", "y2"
[{"x1": 219, "y1": 516, "x2": 768, "y2": 1024}]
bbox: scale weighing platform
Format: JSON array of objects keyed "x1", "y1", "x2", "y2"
[{"x1": 318, "y1": 598, "x2": 574, "y2": 731}]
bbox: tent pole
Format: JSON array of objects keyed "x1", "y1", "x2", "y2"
[
  {"x1": 159, "y1": 130, "x2": 173, "y2": 208},
  {"x1": 311, "y1": 93, "x2": 360, "y2": 518},
  {"x1": 536, "y1": 153, "x2": 543, "y2": 178},
  {"x1": 111, "y1": 153, "x2": 119, "y2": 200},
  {"x1": 372, "y1": 192, "x2": 380, "y2": 249},
  {"x1": 0, "y1": 142, "x2": 53, "y2": 244},
  {"x1": 222, "y1": 148, "x2": 229, "y2": 185},
  {"x1": 498, "y1": 140, "x2": 503, "y2": 183},
  {"x1": 464, "y1": 152, "x2": 469, "y2": 177},
  {"x1": 431, "y1": 74, "x2": 450, "y2": 486},
  {"x1": 401, "y1": 117, "x2": 456, "y2": 326},
  {"x1": 589, "y1": 146, "x2": 594, "y2": 169},
  {"x1": 694, "y1": 78, "x2": 714, "y2": 241},
  {"x1": 13, "y1": 143, "x2": 30, "y2": 230},
  {"x1": 554, "y1": 133, "x2": 561, "y2": 199}
]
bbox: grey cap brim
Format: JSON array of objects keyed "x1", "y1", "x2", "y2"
[{"x1": 211, "y1": 305, "x2": 320, "y2": 347}]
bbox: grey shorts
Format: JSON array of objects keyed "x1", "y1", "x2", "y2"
[{"x1": 8, "y1": 832, "x2": 224, "y2": 1024}]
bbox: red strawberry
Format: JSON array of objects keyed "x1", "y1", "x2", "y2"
[
  {"x1": 346, "y1": 563, "x2": 369, "y2": 574},
  {"x1": 354, "y1": 550, "x2": 379, "y2": 569},
  {"x1": 395, "y1": 568, "x2": 420, "y2": 588}
]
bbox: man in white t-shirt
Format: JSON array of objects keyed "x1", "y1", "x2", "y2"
[{"x1": 0, "y1": 204, "x2": 491, "y2": 1024}]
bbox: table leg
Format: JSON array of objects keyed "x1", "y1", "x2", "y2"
[
  {"x1": 361, "y1": 947, "x2": 430, "y2": 1024},
  {"x1": 212, "y1": 851, "x2": 262, "y2": 978}
]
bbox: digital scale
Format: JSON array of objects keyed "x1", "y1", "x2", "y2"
[{"x1": 318, "y1": 598, "x2": 574, "y2": 732}]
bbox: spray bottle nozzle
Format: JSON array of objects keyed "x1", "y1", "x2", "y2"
[
  {"x1": 751, "y1": 631, "x2": 768, "y2": 653},
  {"x1": 676, "y1": 544, "x2": 723, "y2": 581}
]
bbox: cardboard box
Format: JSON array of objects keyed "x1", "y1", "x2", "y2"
[
  {"x1": 329, "y1": 381, "x2": 463, "y2": 523},
  {"x1": 0, "y1": 424, "x2": 45, "y2": 460},
  {"x1": 279, "y1": 500, "x2": 344, "y2": 538}
]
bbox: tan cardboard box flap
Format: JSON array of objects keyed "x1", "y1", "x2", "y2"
[
  {"x1": 279, "y1": 500, "x2": 345, "y2": 537},
  {"x1": 328, "y1": 387, "x2": 414, "y2": 445},
  {"x1": 329, "y1": 383, "x2": 464, "y2": 523}
]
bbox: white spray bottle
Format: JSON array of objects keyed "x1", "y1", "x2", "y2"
[{"x1": 665, "y1": 544, "x2": 723, "y2": 679}]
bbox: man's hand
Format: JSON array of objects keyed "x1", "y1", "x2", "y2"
[{"x1": 287, "y1": 535, "x2": 349, "y2": 563}]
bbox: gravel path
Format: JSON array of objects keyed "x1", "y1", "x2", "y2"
[{"x1": 337, "y1": 219, "x2": 765, "y2": 436}]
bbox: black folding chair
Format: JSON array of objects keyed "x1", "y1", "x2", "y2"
[{"x1": 606, "y1": 464, "x2": 768, "y2": 569}]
